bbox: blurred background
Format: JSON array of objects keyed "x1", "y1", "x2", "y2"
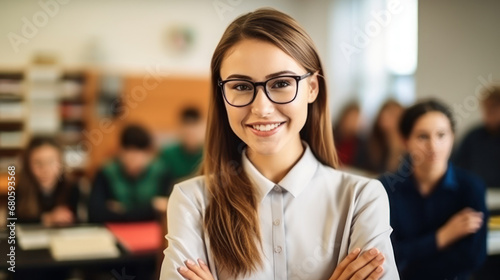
[{"x1": 0, "y1": 0, "x2": 499, "y2": 279}]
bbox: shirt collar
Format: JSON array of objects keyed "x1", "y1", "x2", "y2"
[
  {"x1": 406, "y1": 162, "x2": 459, "y2": 192},
  {"x1": 242, "y1": 141, "x2": 320, "y2": 203}
]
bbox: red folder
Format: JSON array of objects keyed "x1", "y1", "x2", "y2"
[{"x1": 106, "y1": 221, "x2": 162, "y2": 253}]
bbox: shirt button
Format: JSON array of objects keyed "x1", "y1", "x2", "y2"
[
  {"x1": 273, "y1": 185, "x2": 281, "y2": 192},
  {"x1": 273, "y1": 219, "x2": 280, "y2": 226},
  {"x1": 274, "y1": 246, "x2": 282, "y2": 253}
]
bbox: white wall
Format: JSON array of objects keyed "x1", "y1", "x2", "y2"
[
  {"x1": 416, "y1": 0, "x2": 500, "y2": 139},
  {"x1": 0, "y1": 0, "x2": 330, "y2": 76}
]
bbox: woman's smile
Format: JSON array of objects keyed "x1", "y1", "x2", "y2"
[{"x1": 246, "y1": 121, "x2": 287, "y2": 136}]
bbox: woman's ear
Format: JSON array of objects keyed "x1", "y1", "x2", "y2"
[{"x1": 307, "y1": 71, "x2": 320, "y2": 103}]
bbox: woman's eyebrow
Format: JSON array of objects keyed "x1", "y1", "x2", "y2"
[
  {"x1": 265, "y1": 70, "x2": 297, "y2": 79},
  {"x1": 225, "y1": 70, "x2": 297, "y2": 80}
]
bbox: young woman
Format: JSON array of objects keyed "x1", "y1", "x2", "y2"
[
  {"x1": 160, "y1": 8, "x2": 398, "y2": 280},
  {"x1": 18, "y1": 136, "x2": 78, "y2": 226},
  {"x1": 333, "y1": 101, "x2": 363, "y2": 167},
  {"x1": 362, "y1": 100, "x2": 405, "y2": 173},
  {"x1": 379, "y1": 100, "x2": 488, "y2": 280}
]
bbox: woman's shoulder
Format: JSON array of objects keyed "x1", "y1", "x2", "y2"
[
  {"x1": 451, "y1": 164, "x2": 486, "y2": 192},
  {"x1": 170, "y1": 175, "x2": 209, "y2": 210},
  {"x1": 318, "y1": 165, "x2": 386, "y2": 197},
  {"x1": 320, "y1": 164, "x2": 378, "y2": 183},
  {"x1": 173, "y1": 175, "x2": 207, "y2": 194}
]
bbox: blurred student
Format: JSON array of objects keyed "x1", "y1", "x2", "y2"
[
  {"x1": 379, "y1": 100, "x2": 488, "y2": 280},
  {"x1": 333, "y1": 101, "x2": 364, "y2": 167},
  {"x1": 160, "y1": 107, "x2": 205, "y2": 195},
  {"x1": 454, "y1": 85, "x2": 500, "y2": 187},
  {"x1": 362, "y1": 100, "x2": 405, "y2": 173},
  {"x1": 18, "y1": 136, "x2": 78, "y2": 226},
  {"x1": 88, "y1": 125, "x2": 171, "y2": 222}
]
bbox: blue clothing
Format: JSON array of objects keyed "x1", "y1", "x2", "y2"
[
  {"x1": 379, "y1": 162, "x2": 488, "y2": 280},
  {"x1": 453, "y1": 125, "x2": 500, "y2": 188}
]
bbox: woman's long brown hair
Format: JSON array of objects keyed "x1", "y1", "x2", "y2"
[{"x1": 201, "y1": 8, "x2": 338, "y2": 277}]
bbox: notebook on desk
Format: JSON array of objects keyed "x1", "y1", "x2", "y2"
[
  {"x1": 17, "y1": 224, "x2": 120, "y2": 260},
  {"x1": 50, "y1": 226, "x2": 120, "y2": 261},
  {"x1": 17, "y1": 224, "x2": 51, "y2": 250},
  {"x1": 106, "y1": 221, "x2": 162, "y2": 253},
  {"x1": 487, "y1": 189, "x2": 500, "y2": 211}
]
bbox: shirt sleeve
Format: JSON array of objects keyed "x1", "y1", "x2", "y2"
[
  {"x1": 349, "y1": 179, "x2": 400, "y2": 280},
  {"x1": 423, "y1": 175, "x2": 488, "y2": 276},
  {"x1": 159, "y1": 184, "x2": 215, "y2": 280},
  {"x1": 390, "y1": 229, "x2": 438, "y2": 270}
]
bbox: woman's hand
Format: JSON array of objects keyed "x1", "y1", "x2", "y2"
[
  {"x1": 436, "y1": 207, "x2": 483, "y2": 250},
  {"x1": 42, "y1": 206, "x2": 74, "y2": 227},
  {"x1": 329, "y1": 248, "x2": 385, "y2": 280},
  {"x1": 152, "y1": 196, "x2": 169, "y2": 213},
  {"x1": 178, "y1": 259, "x2": 214, "y2": 280}
]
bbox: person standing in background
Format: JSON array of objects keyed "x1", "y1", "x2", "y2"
[
  {"x1": 454, "y1": 85, "x2": 500, "y2": 188},
  {"x1": 160, "y1": 107, "x2": 205, "y2": 196},
  {"x1": 379, "y1": 100, "x2": 488, "y2": 280}
]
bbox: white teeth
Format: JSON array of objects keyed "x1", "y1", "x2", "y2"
[{"x1": 252, "y1": 123, "x2": 282, "y2": 132}]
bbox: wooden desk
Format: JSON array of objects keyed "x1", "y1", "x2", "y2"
[{"x1": 0, "y1": 226, "x2": 158, "y2": 279}]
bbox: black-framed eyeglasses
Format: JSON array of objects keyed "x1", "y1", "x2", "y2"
[{"x1": 218, "y1": 72, "x2": 312, "y2": 107}]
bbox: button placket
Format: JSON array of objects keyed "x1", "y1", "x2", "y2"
[{"x1": 271, "y1": 184, "x2": 287, "y2": 280}]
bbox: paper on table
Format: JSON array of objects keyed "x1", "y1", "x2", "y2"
[
  {"x1": 487, "y1": 189, "x2": 500, "y2": 211},
  {"x1": 17, "y1": 225, "x2": 51, "y2": 250},
  {"x1": 488, "y1": 229, "x2": 500, "y2": 255},
  {"x1": 50, "y1": 226, "x2": 120, "y2": 261}
]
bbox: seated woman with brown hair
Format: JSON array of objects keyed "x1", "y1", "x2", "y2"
[{"x1": 17, "y1": 136, "x2": 79, "y2": 226}]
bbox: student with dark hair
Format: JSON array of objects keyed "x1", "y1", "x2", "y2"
[
  {"x1": 88, "y1": 124, "x2": 171, "y2": 222},
  {"x1": 454, "y1": 85, "x2": 500, "y2": 187},
  {"x1": 379, "y1": 99, "x2": 488, "y2": 280},
  {"x1": 18, "y1": 136, "x2": 78, "y2": 226},
  {"x1": 160, "y1": 107, "x2": 205, "y2": 195},
  {"x1": 16, "y1": 136, "x2": 79, "y2": 280}
]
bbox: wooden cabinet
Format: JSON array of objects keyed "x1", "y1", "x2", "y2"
[{"x1": 0, "y1": 68, "x2": 98, "y2": 193}]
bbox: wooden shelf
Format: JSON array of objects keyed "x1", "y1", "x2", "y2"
[
  {"x1": 0, "y1": 68, "x2": 98, "y2": 181},
  {"x1": 0, "y1": 95, "x2": 23, "y2": 102},
  {"x1": 0, "y1": 121, "x2": 24, "y2": 130},
  {"x1": 0, "y1": 147, "x2": 23, "y2": 157}
]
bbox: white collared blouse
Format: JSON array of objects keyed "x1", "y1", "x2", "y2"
[{"x1": 160, "y1": 143, "x2": 399, "y2": 280}]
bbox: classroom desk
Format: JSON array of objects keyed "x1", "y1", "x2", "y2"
[
  {"x1": 487, "y1": 188, "x2": 500, "y2": 255},
  {"x1": 0, "y1": 225, "x2": 159, "y2": 279},
  {"x1": 474, "y1": 188, "x2": 500, "y2": 279},
  {"x1": 486, "y1": 188, "x2": 500, "y2": 213}
]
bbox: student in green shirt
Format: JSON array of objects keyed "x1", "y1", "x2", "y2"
[
  {"x1": 160, "y1": 107, "x2": 205, "y2": 196},
  {"x1": 88, "y1": 125, "x2": 171, "y2": 222}
]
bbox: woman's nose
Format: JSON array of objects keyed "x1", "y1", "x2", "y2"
[
  {"x1": 251, "y1": 87, "x2": 274, "y2": 117},
  {"x1": 428, "y1": 136, "x2": 439, "y2": 152}
]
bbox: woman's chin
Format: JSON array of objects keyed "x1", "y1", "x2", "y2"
[{"x1": 247, "y1": 142, "x2": 283, "y2": 157}]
